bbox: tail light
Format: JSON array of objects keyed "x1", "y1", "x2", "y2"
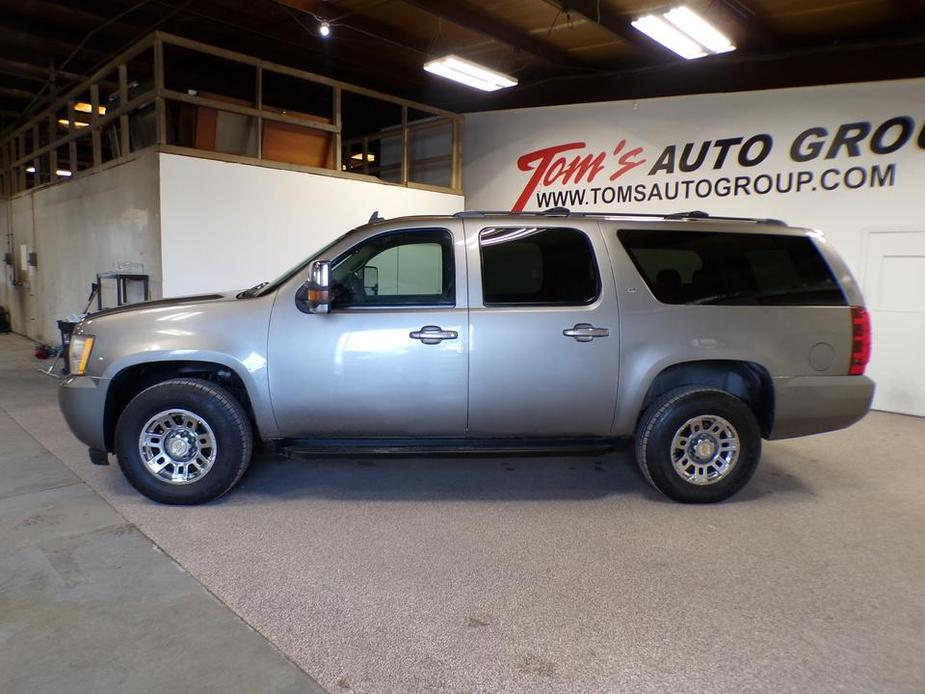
[{"x1": 849, "y1": 306, "x2": 871, "y2": 375}]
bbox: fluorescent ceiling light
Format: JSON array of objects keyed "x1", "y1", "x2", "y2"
[
  {"x1": 633, "y1": 6, "x2": 735, "y2": 60},
  {"x1": 26, "y1": 166, "x2": 36, "y2": 174},
  {"x1": 424, "y1": 55, "x2": 517, "y2": 92},
  {"x1": 58, "y1": 119, "x2": 90, "y2": 128},
  {"x1": 632, "y1": 15, "x2": 706, "y2": 60},
  {"x1": 55, "y1": 169, "x2": 73, "y2": 177},
  {"x1": 74, "y1": 101, "x2": 106, "y2": 115},
  {"x1": 664, "y1": 7, "x2": 735, "y2": 54}
]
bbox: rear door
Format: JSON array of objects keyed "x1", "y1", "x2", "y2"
[{"x1": 465, "y1": 221, "x2": 620, "y2": 436}]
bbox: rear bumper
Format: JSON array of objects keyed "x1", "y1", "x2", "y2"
[
  {"x1": 769, "y1": 374, "x2": 875, "y2": 440},
  {"x1": 58, "y1": 375, "x2": 110, "y2": 451}
]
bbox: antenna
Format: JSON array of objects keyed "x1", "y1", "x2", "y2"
[{"x1": 368, "y1": 211, "x2": 384, "y2": 223}]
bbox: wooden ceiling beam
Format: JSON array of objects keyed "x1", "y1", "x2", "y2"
[
  {"x1": 542, "y1": 0, "x2": 672, "y2": 62},
  {"x1": 712, "y1": 0, "x2": 776, "y2": 50},
  {"x1": 0, "y1": 57, "x2": 88, "y2": 84},
  {"x1": 143, "y1": 0, "x2": 455, "y2": 103},
  {"x1": 0, "y1": 25, "x2": 110, "y2": 64},
  {"x1": 0, "y1": 86, "x2": 35, "y2": 101},
  {"x1": 0, "y1": 0, "x2": 144, "y2": 36},
  {"x1": 399, "y1": 0, "x2": 591, "y2": 69},
  {"x1": 892, "y1": 0, "x2": 925, "y2": 24},
  {"x1": 268, "y1": 0, "x2": 431, "y2": 57}
]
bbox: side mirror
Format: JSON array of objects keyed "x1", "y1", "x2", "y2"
[{"x1": 304, "y1": 260, "x2": 331, "y2": 313}]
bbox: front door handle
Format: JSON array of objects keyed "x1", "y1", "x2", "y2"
[
  {"x1": 410, "y1": 325, "x2": 458, "y2": 345},
  {"x1": 563, "y1": 323, "x2": 609, "y2": 342}
]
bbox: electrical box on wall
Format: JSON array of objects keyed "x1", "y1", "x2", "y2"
[
  {"x1": 27, "y1": 252, "x2": 38, "y2": 268},
  {"x1": 3, "y1": 253, "x2": 11, "y2": 265}
]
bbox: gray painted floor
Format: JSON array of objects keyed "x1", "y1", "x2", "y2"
[
  {"x1": 2, "y1": 333, "x2": 924, "y2": 693},
  {"x1": 0, "y1": 336, "x2": 325, "y2": 694}
]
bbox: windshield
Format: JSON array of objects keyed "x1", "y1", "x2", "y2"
[{"x1": 252, "y1": 228, "x2": 357, "y2": 297}]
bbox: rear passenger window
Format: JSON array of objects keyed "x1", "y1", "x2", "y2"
[
  {"x1": 618, "y1": 229, "x2": 847, "y2": 306},
  {"x1": 480, "y1": 227, "x2": 600, "y2": 305}
]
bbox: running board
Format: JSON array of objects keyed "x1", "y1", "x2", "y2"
[{"x1": 278, "y1": 437, "x2": 621, "y2": 458}]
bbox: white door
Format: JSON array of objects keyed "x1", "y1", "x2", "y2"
[{"x1": 862, "y1": 230, "x2": 925, "y2": 417}]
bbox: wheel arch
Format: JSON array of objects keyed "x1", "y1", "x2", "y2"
[
  {"x1": 635, "y1": 359, "x2": 774, "y2": 438},
  {"x1": 103, "y1": 360, "x2": 260, "y2": 452}
]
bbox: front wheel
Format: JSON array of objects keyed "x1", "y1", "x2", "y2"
[
  {"x1": 635, "y1": 386, "x2": 761, "y2": 503},
  {"x1": 114, "y1": 378, "x2": 253, "y2": 504}
]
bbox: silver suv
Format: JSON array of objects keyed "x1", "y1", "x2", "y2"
[{"x1": 59, "y1": 209, "x2": 875, "y2": 505}]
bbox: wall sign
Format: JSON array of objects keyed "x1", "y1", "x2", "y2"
[{"x1": 510, "y1": 116, "x2": 920, "y2": 211}]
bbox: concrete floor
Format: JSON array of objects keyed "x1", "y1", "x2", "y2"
[
  {"x1": 0, "y1": 335, "x2": 325, "y2": 694},
  {"x1": 1, "y1": 332, "x2": 924, "y2": 693}
]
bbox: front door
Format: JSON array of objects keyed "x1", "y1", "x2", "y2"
[
  {"x1": 465, "y1": 221, "x2": 621, "y2": 437},
  {"x1": 268, "y1": 224, "x2": 468, "y2": 437}
]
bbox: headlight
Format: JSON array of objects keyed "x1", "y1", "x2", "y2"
[{"x1": 68, "y1": 334, "x2": 95, "y2": 375}]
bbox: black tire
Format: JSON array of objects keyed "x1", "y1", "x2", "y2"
[
  {"x1": 114, "y1": 378, "x2": 253, "y2": 504},
  {"x1": 635, "y1": 386, "x2": 761, "y2": 503}
]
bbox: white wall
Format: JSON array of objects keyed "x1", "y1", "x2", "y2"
[
  {"x1": 463, "y1": 78, "x2": 925, "y2": 416},
  {"x1": 1, "y1": 152, "x2": 161, "y2": 342},
  {"x1": 158, "y1": 153, "x2": 464, "y2": 296}
]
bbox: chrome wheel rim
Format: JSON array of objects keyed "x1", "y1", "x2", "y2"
[
  {"x1": 138, "y1": 409, "x2": 217, "y2": 485},
  {"x1": 670, "y1": 414, "x2": 740, "y2": 486}
]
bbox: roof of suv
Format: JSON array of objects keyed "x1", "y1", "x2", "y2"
[
  {"x1": 363, "y1": 209, "x2": 805, "y2": 236},
  {"x1": 368, "y1": 207, "x2": 789, "y2": 227},
  {"x1": 452, "y1": 208, "x2": 788, "y2": 226}
]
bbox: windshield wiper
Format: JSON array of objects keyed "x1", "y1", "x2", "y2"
[{"x1": 236, "y1": 281, "x2": 268, "y2": 299}]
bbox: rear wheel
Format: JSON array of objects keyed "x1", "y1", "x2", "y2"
[
  {"x1": 635, "y1": 386, "x2": 761, "y2": 503},
  {"x1": 114, "y1": 378, "x2": 253, "y2": 504}
]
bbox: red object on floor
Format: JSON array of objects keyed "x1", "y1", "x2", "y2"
[{"x1": 34, "y1": 344, "x2": 49, "y2": 359}]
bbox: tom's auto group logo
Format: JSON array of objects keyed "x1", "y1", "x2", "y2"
[{"x1": 510, "y1": 117, "x2": 922, "y2": 211}]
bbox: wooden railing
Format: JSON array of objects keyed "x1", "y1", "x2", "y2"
[{"x1": 0, "y1": 32, "x2": 463, "y2": 197}]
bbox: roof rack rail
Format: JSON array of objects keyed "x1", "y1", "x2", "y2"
[{"x1": 453, "y1": 209, "x2": 787, "y2": 225}]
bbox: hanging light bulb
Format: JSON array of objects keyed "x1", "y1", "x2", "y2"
[{"x1": 319, "y1": 20, "x2": 331, "y2": 38}]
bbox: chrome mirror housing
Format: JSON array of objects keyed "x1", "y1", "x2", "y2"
[{"x1": 305, "y1": 260, "x2": 331, "y2": 314}]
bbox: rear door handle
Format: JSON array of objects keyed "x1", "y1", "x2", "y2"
[
  {"x1": 410, "y1": 325, "x2": 458, "y2": 345},
  {"x1": 563, "y1": 323, "x2": 609, "y2": 342}
]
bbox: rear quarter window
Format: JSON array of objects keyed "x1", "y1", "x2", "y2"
[{"x1": 618, "y1": 229, "x2": 847, "y2": 306}]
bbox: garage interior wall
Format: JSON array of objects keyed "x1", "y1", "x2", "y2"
[
  {"x1": 157, "y1": 153, "x2": 464, "y2": 297},
  {"x1": 462, "y1": 77, "x2": 925, "y2": 417},
  {"x1": 0, "y1": 151, "x2": 162, "y2": 343},
  {"x1": 0, "y1": 150, "x2": 463, "y2": 344}
]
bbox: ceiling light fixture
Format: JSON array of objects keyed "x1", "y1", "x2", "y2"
[
  {"x1": 423, "y1": 55, "x2": 517, "y2": 92},
  {"x1": 664, "y1": 6, "x2": 735, "y2": 54},
  {"x1": 55, "y1": 169, "x2": 73, "y2": 177},
  {"x1": 632, "y1": 6, "x2": 735, "y2": 60},
  {"x1": 319, "y1": 20, "x2": 331, "y2": 38},
  {"x1": 74, "y1": 101, "x2": 106, "y2": 115},
  {"x1": 58, "y1": 119, "x2": 90, "y2": 128},
  {"x1": 26, "y1": 166, "x2": 36, "y2": 174}
]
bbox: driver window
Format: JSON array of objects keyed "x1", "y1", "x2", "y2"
[{"x1": 330, "y1": 228, "x2": 454, "y2": 308}]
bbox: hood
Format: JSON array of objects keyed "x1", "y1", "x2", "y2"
[{"x1": 86, "y1": 293, "x2": 229, "y2": 320}]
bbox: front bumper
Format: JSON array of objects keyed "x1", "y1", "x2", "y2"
[
  {"x1": 769, "y1": 374, "x2": 875, "y2": 440},
  {"x1": 58, "y1": 375, "x2": 110, "y2": 451}
]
